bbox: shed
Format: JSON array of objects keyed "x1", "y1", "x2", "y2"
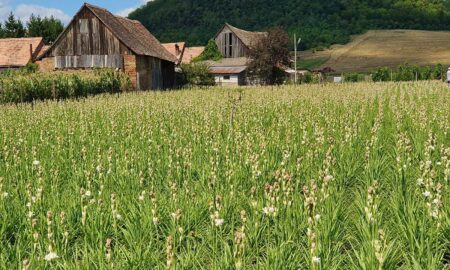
[
  {"x1": 214, "y1": 23, "x2": 267, "y2": 58},
  {"x1": 38, "y1": 3, "x2": 176, "y2": 90},
  {"x1": 205, "y1": 57, "x2": 249, "y2": 86},
  {"x1": 0, "y1": 37, "x2": 45, "y2": 72}
]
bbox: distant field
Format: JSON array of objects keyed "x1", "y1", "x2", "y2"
[{"x1": 298, "y1": 30, "x2": 450, "y2": 73}]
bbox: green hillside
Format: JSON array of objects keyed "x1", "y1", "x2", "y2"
[{"x1": 129, "y1": 0, "x2": 450, "y2": 49}]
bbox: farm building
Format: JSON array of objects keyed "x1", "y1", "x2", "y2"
[
  {"x1": 38, "y1": 3, "x2": 176, "y2": 90},
  {"x1": 162, "y1": 42, "x2": 205, "y2": 64},
  {"x1": 0, "y1": 37, "x2": 46, "y2": 72},
  {"x1": 205, "y1": 57, "x2": 248, "y2": 86},
  {"x1": 162, "y1": 42, "x2": 185, "y2": 65},
  {"x1": 214, "y1": 23, "x2": 266, "y2": 58},
  {"x1": 206, "y1": 23, "x2": 267, "y2": 86},
  {"x1": 182, "y1": 47, "x2": 205, "y2": 64}
]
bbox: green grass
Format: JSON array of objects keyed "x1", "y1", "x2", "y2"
[
  {"x1": 296, "y1": 57, "x2": 328, "y2": 70},
  {"x1": 0, "y1": 82, "x2": 449, "y2": 269}
]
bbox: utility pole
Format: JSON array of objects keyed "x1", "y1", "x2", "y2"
[{"x1": 294, "y1": 34, "x2": 301, "y2": 85}]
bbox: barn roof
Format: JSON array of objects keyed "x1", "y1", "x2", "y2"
[
  {"x1": 215, "y1": 23, "x2": 267, "y2": 48},
  {"x1": 0, "y1": 37, "x2": 44, "y2": 68},
  {"x1": 42, "y1": 3, "x2": 176, "y2": 62}
]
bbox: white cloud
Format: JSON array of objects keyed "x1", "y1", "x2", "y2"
[
  {"x1": 116, "y1": 0, "x2": 150, "y2": 17},
  {"x1": 14, "y1": 4, "x2": 70, "y2": 23},
  {"x1": 0, "y1": 2, "x2": 70, "y2": 24},
  {"x1": 0, "y1": 0, "x2": 11, "y2": 22}
]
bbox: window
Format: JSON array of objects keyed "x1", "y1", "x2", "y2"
[
  {"x1": 223, "y1": 75, "x2": 231, "y2": 80},
  {"x1": 223, "y1": 32, "x2": 233, "y2": 58},
  {"x1": 79, "y1": 19, "x2": 89, "y2": 34},
  {"x1": 228, "y1": 33, "x2": 233, "y2": 57}
]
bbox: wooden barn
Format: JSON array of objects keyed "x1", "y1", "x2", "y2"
[
  {"x1": 38, "y1": 3, "x2": 176, "y2": 90},
  {"x1": 206, "y1": 23, "x2": 266, "y2": 86},
  {"x1": 214, "y1": 23, "x2": 267, "y2": 58}
]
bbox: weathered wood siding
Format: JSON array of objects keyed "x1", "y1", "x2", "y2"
[
  {"x1": 136, "y1": 56, "x2": 162, "y2": 90},
  {"x1": 48, "y1": 6, "x2": 130, "y2": 69},
  {"x1": 215, "y1": 25, "x2": 248, "y2": 58},
  {"x1": 161, "y1": 61, "x2": 175, "y2": 89},
  {"x1": 55, "y1": 55, "x2": 123, "y2": 69}
]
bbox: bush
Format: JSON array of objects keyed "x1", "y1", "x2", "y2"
[
  {"x1": 372, "y1": 67, "x2": 391, "y2": 82},
  {"x1": 371, "y1": 63, "x2": 445, "y2": 82},
  {"x1": 179, "y1": 63, "x2": 215, "y2": 87},
  {"x1": 0, "y1": 69, "x2": 132, "y2": 104},
  {"x1": 344, "y1": 73, "x2": 363, "y2": 82},
  {"x1": 192, "y1": 39, "x2": 223, "y2": 62}
]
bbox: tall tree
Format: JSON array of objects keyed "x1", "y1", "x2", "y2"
[
  {"x1": 3, "y1": 12, "x2": 25, "y2": 38},
  {"x1": 0, "y1": 22, "x2": 4, "y2": 38},
  {"x1": 27, "y1": 14, "x2": 64, "y2": 44},
  {"x1": 247, "y1": 27, "x2": 290, "y2": 85}
]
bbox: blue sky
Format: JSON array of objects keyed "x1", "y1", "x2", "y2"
[{"x1": 0, "y1": 0, "x2": 149, "y2": 23}]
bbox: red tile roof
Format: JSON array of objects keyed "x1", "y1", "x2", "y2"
[
  {"x1": 162, "y1": 42, "x2": 186, "y2": 64},
  {"x1": 182, "y1": 46, "x2": 205, "y2": 64},
  {"x1": 0, "y1": 37, "x2": 44, "y2": 67}
]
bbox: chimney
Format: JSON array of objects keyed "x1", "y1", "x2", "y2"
[
  {"x1": 175, "y1": 44, "x2": 180, "y2": 56},
  {"x1": 29, "y1": 44, "x2": 33, "y2": 62}
]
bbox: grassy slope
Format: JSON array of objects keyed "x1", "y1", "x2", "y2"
[{"x1": 298, "y1": 29, "x2": 450, "y2": 73}]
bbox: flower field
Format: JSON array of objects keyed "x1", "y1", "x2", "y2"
[{"x1": 0, "y1": 82, "x2": 449, "y2": 269}]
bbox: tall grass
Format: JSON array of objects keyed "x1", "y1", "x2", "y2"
[{"x1": 0, "y1": 81, "x2": 448, "y2": 269}]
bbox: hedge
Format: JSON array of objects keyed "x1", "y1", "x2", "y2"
[{"x1": 0, "y1": 69, "x2": 132, "y2": 104}]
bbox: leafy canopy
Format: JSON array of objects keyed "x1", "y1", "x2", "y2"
[
  {"x1": 192, "y1": 39, "x2": 222, "y2": 62},
  {"x1": 129, "y1": 0, "x2": 450, "y2": 49},
  {"x1": 0, "y1": 12, "x2": 63, "y2": 43}
]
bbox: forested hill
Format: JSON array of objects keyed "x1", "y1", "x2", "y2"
[{"x1": 129, "y1": 0, "x2": 450, "y2": 49}]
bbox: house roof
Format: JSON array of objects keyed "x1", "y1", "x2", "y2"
[
  {"x1": 36, "y1": 45, "x2": 51, "y2": 59},
  {"x1": 205, "y1": 57, "x2": 249, "y2": 67},
  {"x1": 162, "y1": 42, "x2": 186, "y2": 64},
  {"x1": 209, "y1": 66, "x2": 247, "y2": 74},
  {"x1": 205, "y1": 57, "x2": 248, "y2": 74},
  {"x1": 182, "y1": 46, "x2": 205, "y2": 64},
  {"x1": 42, "y1": 3, "x2": 176, "y2": 62},
  {"x1": 0, "y1": 37, "x2": 44, "y2": 67},
  {"x1": 216, "y1": 23, "x2": 267, "y2": 48}
]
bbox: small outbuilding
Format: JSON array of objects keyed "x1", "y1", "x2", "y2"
[
  {"x1": 205, "y1": 23, "x2": 267, "y2": 86},
  {"x1": 38, "y1": 3, "x2": 176, "y2": 90},
  {"x1": 205, "y1": 57, "x2": 248, "y2": 86},
  {"x1": 0, "y1": 37, "x2": 45, "y2": 72}
]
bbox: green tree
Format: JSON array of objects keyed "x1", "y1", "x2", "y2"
[
  {"x1": 0, "y1": 22, "x2": 4, "y2": 38},
  {"x1": 27, "y1": 14, "x2": 64, "y2": 44},
  {"x1": 193, "y1": 39, "x2": 223, "y2": 62},
  {"x1": 247, "y1": 27, "x2": 290, "y2": 85},
  {"x1": 3, "y1": 12, "x2": 25, "y2": 38},
  {"x1": 372, "y1": 67, "x2": 391, "y2": 82},
  {"x1": 180, "y1": 63, "x2": 215, "y2": 87},
  {"x1": 128, "y1": 0, "x2": 450, "y2": 50}
]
